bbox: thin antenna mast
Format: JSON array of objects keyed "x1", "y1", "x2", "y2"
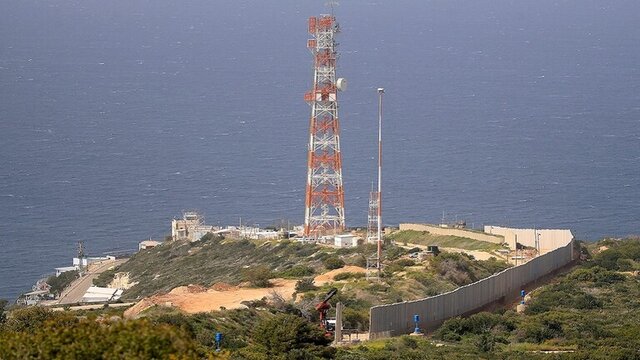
[{"x1": 377, "y1": 88, "x2": 384, "y2": 274}]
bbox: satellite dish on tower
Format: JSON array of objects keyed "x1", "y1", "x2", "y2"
[{"x1": 336, "y1": 78, "x2": 347, "y2": 91}]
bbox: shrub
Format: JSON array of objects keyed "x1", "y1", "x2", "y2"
[
  {"x1": 0, "y1": 314, "x2": 202, "y2": 358},
  {"x1": 351, "y1": 255, "x2": 367, "y2": 268},
  {"x1": 573, "y1": 293, "x2": 602, "y2": 309},
  {"x1": 394, "y1": 259, "x2": 416, "y2": 267},
  {"x1": 516, "y1": 313, "x2": 564, "y2": 344},
  {"x1": 242, "y1": 265, "x2": 274, "y2": 288},
  {"x1": 280, "y1": 265, "x2": 315, "y2": 278},
  {"x1": 475, "y1": 332, "x2": 496, "y2": 352},
  {"x1": 324, "y1": 257, "x2": 345, "y2": 270},
  {"x1": 384, "y1": 246, "x2": 406, "y2": 261},
  {"x1": 436, "y1": 312, "x2": 512, "y2": 341},
  {"x1": 333, "y1": 272, "x2": 365, "y2": 281},
  {"x1": 616, "y1": 258, "x2": 635, "y2": 271},
  {"x1": 295, "y1": 278, "x2": 317, "y2": 292},
  {"x1": 569, "y1": 266, "x2": 625, "y2": 285},
  {"x1": 343, "y1": 307, "x2": 369, "y2": 331}
]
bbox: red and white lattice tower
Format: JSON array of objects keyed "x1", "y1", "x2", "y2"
[{"x1": 303, "y1": 14, "x2": 347, "y2": 237}]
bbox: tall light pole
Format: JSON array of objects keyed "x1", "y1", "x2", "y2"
[{"x1": 377, "y1": 88, "x2": 384, "y2": 273}]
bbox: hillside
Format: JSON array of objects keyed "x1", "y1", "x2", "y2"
[
  {"x1": 2, "y1": 238, "x2": 637, "y2": 359},
  {"x1": 96, "y1": 234, "x2": 511, "y2": 329},
  {"x1": 106, "y1": 235, "x2": 510, "y2": 302},
  {"x1": 335, "y1": 237, "x2": 640, "y2": 359}
]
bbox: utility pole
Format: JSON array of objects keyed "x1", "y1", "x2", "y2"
[{"x1": 376, "y1": 87, "x2": 384, "y2": 275}]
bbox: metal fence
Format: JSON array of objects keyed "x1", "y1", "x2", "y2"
[{"x1": 369, "y1": 240, "x2": 574, "y2": 339}]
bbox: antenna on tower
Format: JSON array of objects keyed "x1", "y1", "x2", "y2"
[
  {"x1": 367, "y1": 88, "x2": 385, "y2": 280},
  {"x1": 326, "y1": 1, "x2": 339, "y2": 14}
]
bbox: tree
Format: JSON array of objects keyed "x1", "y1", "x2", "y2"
[
  {"x1": 235, "y1": 313, "x2": 335, "y2": 360},
  {"x1": 46, "y1": 270, "x2": 79, "y2": 296}
]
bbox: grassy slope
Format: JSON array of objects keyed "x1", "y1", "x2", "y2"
[
  {"x1": 113, "y1": 237, "x2": 510, "y2": 326},
  {"x1": 117, "y1": 238, "x2": 323, "y2": 299},
  {"x1": 387, "y1": 230, "x2": 502, "y2": 251}
]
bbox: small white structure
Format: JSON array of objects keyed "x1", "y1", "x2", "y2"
[
  {"x1": 18, "y1": 290, "x2": 51, "y2": 306},
  {"x1": 238, "y1": 227, "x2": 280, "y2": 240},
  {"x1": 73, "y1": 256, "x2": 109, "y2": 267},
  {"x1": 138, "y1": 240, "x2": 161, "y2": 251},
  {"x1": 55, "y1": 266, "x2": 78, "y2": 277},
  {"x1": 334, "y1": 234, "x2": 357, "y2": 248},
  {"x1": 82, "y1": 286, "x2": 123, "y2": 303}
]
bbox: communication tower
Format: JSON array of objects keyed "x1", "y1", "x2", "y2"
[
  {"x1": 303, "y1": 14, "x2": 347, "y2": 237},
  {"x1": 366, "y1": 184, "x2": 379, "y2": 244},
  {"x1": 366, "y1": 88, "x2": 385, "y2": 279}
]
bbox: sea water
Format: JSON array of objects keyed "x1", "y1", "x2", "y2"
[{"x1": 1, "y1": 0, "x2": 638, "y2": 300}]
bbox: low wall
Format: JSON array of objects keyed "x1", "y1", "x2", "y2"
[
  {"x1": 399, "y1": 223, "x2": 504, "y2": 244},
  {"x1": 369, "y1": 240, "x2": 574, "y2": 339}
]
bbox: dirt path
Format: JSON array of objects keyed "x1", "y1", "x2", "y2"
[{"x1": 124, "y1": 279, "x2": 298, "y2": 318}]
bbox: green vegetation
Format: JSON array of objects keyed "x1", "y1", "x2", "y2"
[
  {"x1": 0, "y1": 307, "x2": 202, "y2": 359},
  {"x1": 233, "y1": 313, "x2": 335, "y2": 359},
  {"x1": 242, "y1": 265, "x2": 274, "y2": 288},
  {"x1": 93, "y1": 267, "x2": 118, "y2": 287},
  {"x1": 431, "y1": 252, "x2": 512, "y2": 286},
  {"x1": 387, "y1": 230, "x2": 502, "y2": 251},
  {"x1": 323, "y1": 256, "x2": 346, "y2": 270},
  {"x1": 336, "y1": 238, "x2": 640, "y2": 359},
  {"x1": 3, "y1": 238, "x2": 637, "y2": 359},
  {"x1": 46, "y1": 270, "x2": 79, "y2": 296},
  {"x1": 295, "y1": 277, "x2": 317, "y2": 292},
  {"x1": 279, "y1": 264, "x2": 315, "y2": 278},
  {"x1": 333, "y1": 272, "x2": 365, "y2": 281},
  {"x1": 117, "y1": 238, "x2": 323, "y2": 299}
]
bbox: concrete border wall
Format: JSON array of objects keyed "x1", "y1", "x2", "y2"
[
  {"x1": 399, "y1": 223, "x2": 504, "y2": 244},
  {"x1": 484, "y1": 226, "x2": 573, "y2": 253},
  {"x1": 369, "y1": 240, "x2": 574, "y2": 339}
]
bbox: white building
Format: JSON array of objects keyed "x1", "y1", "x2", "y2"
[
  {"x1": 73, "y1": 256, "x2": 110, "y2": 267},
  {"x1": 82, "y1": 286, "x2": 123, "y2": 303},
  {"x1": 334, "y1": 234, "x2": 357, "y2": 248},
  {"x1": 238, "y1": 227, "x2": 280, "y2": 240},
  {"x1": 171, "y1": 211, "x2": 219, "y2": 242},
  {"x1": 138, "y1": 240, "x2": 161, "y2": 251}
]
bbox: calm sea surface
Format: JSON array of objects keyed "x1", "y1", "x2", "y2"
[{"x1": 1, "y1": 0, "x2": 639, "y2": 301}]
